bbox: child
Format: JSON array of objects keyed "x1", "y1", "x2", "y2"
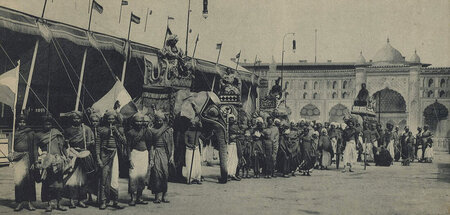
[
  {"x1": 424, "y1": 139, "x2": 433, "y2": 163},
  {"x1": 240, "y1": 129, "x2": 252, "y2": 178}
]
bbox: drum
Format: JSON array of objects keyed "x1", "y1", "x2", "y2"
[{"x1": 77, "y1": 150, "x2": 96, "y2": 174}]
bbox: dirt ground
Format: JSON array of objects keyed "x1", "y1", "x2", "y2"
[{"x1": 0, "y1": 151, "x2": 449, "y2": 215}]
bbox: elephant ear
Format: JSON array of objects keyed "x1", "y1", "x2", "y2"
[{"x1": 180, "y1": 91, "x2": 220, "y2": 120}]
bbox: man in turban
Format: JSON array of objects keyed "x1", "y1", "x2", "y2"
[
  {"x1": 126, "y1": 112, "x2": 152, "y2": 206},
  {"x1": 149, "y1": 111, "x2": 174, "y2": 203},
  {"x1": 63, "y1": 111, "x2": 95, "y2": 208},
  {"x1": 9, "y1": 114, "x2": 37, "y2": 211},
  {"x1": 96, "y1": 110, "x2": 126, "y2": 210},
  {"x1": 36, "y1": 115, "x2": 68, "y2": 212}
]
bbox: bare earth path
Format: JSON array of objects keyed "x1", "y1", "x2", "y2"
[{"x1": 0, "y1": 151, "x2": 449, "y2": 215}]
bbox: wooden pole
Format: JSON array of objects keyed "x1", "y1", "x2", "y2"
[
  {"x1": 11, "y1": 61, "x2": 20, "y2": 154},
  {"x1": 235, "y1": 50, "x2": 240, "y2": 70},
  {"x1": 88, "y1": 0, "x2": 94, "y2": 31},
  {"x1": 75, "y1": 49, "x2": 88, "y2": 111},
  {"x1": 121, "y1": 16, "x2": 133, "y2": 83},
  {"x1": 185, "y1": 0, "x2": 191, "y2": 56},
  {"x1": 144, "y1": 8, "x2": 149, "y2": 32},
  {"x1": 21, "y1": 40, "x2": 39, "y2": 112},
  {"x1": 192, "y1": 34, "x2": 199, "y2": 58},
  {"x1": 41, "y1": 0, "x2": 48, "y2": 18}
]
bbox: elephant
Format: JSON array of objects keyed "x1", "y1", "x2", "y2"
[{"x1": 172, "y1": 91, "x2": 237, "y2": 184}]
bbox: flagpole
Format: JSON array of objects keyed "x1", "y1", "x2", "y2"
[
  {"x1": 216, "y1": 43, "x2": 222, "y2": 65},
  {"x1": 119, "y1": 0, "x2": 123, "y2": 23},
  {"x1": 41, "y1": 0, "x2": 48, "y2": 18},
  {"x1": 21, "y1": 40, "x2": 39, "y2": 112},
  {"x1": 212, "y1": 43, "x2": 222, "y2": 92},
  {"x1": 75, "y1": 49, "x2": 88, "y2": 111},
  {"x1": 235, "y1": 50, "x2": 241, "y2": 70},
  {"x1": 11, "y1": 61, "x2": 20, "y2": 155},
  {"x1": 121, "y1": 14, "x2": 133, "y2": 83},
  {"x1": 144, "y1": 8, "x2": 149, "y2": 32},
  {"x1": 185, "y1": 0, "x2": 191, "y2": 56},
  {"x1": 192, "y1": 34, "x2": 199, "y2": 58},
  {"x1": 88, "y1": 0, "x2": 95, "y2": 31}
]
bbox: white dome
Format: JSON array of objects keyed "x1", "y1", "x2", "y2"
[
  {"x1": 372, "y1": 38, "x2": 405, "y2": 64},
  {"x1": 356, "y1": 51, "x2": 366, "y2": 64},
  {"x1": 409, "y1": 50, "x2": 421, "y2": 63}
]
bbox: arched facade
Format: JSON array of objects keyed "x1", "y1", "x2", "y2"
[
  {"x1": 329, "y1": 104, "x2": 349, "y2": 123},
  {"x1": 423, "y1": 101, "x2": 449, "y2": 137},
  {"x1": 300, "y1": 104, "x2": 320, "y2": 120}
]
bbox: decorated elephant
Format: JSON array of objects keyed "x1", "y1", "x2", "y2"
[{"x1": 172, "y1": 91, "x2": 238, "y2": 183}]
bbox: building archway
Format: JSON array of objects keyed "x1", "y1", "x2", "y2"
[
  {"x1": 300, "y1": 104, "x2": 320, "y2": 120},
  {"x1": 373, "y1": 88, "x2": 407, "y2": 127},
  {"x1": 329, "y1": 104, "x2": 349, "y2": 123},
  {"x1": 423, "y1": 101, "x2": 448, "y2": 137}
]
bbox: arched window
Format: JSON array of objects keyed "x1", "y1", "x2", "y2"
[
  {"x1": 303, "y1": 92, "x2": 308, "y2": 99},
  {"x1": 439, "y1": 90, "x2": 445, "y2": 98},
  {"x1": 303, "y1": 81, "x2": 308, "y2": 90},
  {"x1": 343, "y1": 80, "x2": 347, "y2": 89},
  {"x1": 342, "y1": 92, "x2": 348, "y2": 99},
  {"x1": 313, "y1": 81, "x2": 318, "y2": 90},
  {"x1": 332, "y1": 81, "x2": 337, "y2": 89},
  {"x1": 332, "y1": 92, "x2": 337, "y2": 99},
  {"x1": 440, "y1": 79, "x2": 446, "y2": 88},
  {"x1": 313, "y1": 93, "x2": 318, "y2": 99},
  {"x1": 428, "y1": 78, "x2": 434, "y2": 88},
  {"x1": 427, "y1": 90, "x2": 434, "y2": 98}
]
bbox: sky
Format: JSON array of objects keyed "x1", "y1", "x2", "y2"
[{"x1": 1, "y1": 0, "x2": 449, "y2": 66}]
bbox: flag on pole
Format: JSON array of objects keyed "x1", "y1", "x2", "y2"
[
  {"x1": 121, "y1": 0, "x2": 128, "y2": 5},
  {"x1": 216, "y1": 43, "x2": 222, "y2": 50},
  {"x1": 0, "y1": 62, "x2": 20, "y2": 109},
  {"x1": 131, "y1": 13, "x2": 141, "y2": 24},
  {"x1": 235, "y1": 51, "x2": 241, "y2": 59},
  {"x1": 92, "y1": 80, "x2": 137, "y2": 118},
  {"x1": 93, "y1": 0, "x2": 103, "y2": 14},
  {"x1": 168, "y1": 16, "x2": 174, "y2": 20}
]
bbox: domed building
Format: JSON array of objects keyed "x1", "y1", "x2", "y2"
[{"x1": 242, "y1": 39, "x2": 450, "y2": 139}]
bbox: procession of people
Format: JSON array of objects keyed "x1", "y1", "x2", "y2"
[{"x1": 7, "y1": 105, "x2": 435, "y2": 212}]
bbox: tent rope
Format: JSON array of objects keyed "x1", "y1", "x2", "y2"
[
  {"x1": 0, "y1": 42, "x2": 64, "y2": 130},
  {"x1": 53, "y1": 38, "x2": 95, "y2": 102},
  {"x1": 51, "y1": 39, "x2": 92, "y2": 125}
]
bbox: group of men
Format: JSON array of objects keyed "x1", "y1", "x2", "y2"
[
  {"x1": 8, "y1": 109, "x2": 174, "y2": 212},
  {"x1": 204, "y1": 113, "x2": 435, "y2": 182},
  {"x1": 7, "y1": 106, "x2": 435, "y2": 212}
]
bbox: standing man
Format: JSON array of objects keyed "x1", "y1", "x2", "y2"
[
  {"x1": 36, "y1": 115, "x2": 68, "y2": 212},
  {"x1": 64, "y1": 111, "x2": 95, "y2": 208},
  {"x1": 149, "y1": 111, "x2": 174, "y2": 203},
  {"x1": 252, "y1": 117, "x2": 265, "y2": 178},
  {"x1": 415, "y1": 127, "x2": 423, "y2": 161},
  {"x1": 262, "y1": 117, "x2": 277, "y2": 178},
  {"x1": 183, "y1": 120, "x2": 203, "y2": 184},
  {"x1": 384, "y1": 123, "x2": 395, "y2": 162},
  {"x1": 8, "y1": 114, "x2": 37, "y2": 211},
  {"x1": 227, "y1": 115, "x2": 241, "y2": 181},
  {"x1": 126, "y1": 113, "x2": 152, "y2": 206},
  {"x1": 342, "y1": 120, "x2": 359, "y2": 173},
  {"x1": 421, "y1": 125, "x2": 433, "y2": 161},
  {"x1": 96, "y1": 110, "x2": 126, "y2": 210},
  {"x1": 273, "y1": 118, "x2": 281, "y2": 176},
  {"x1": 400, "y1": 126, "x2": 410, "y2": 162}
]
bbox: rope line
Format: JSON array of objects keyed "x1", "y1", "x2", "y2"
[{"x1": 0, "y1": 42, "x2": 64, "y2": 131}]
